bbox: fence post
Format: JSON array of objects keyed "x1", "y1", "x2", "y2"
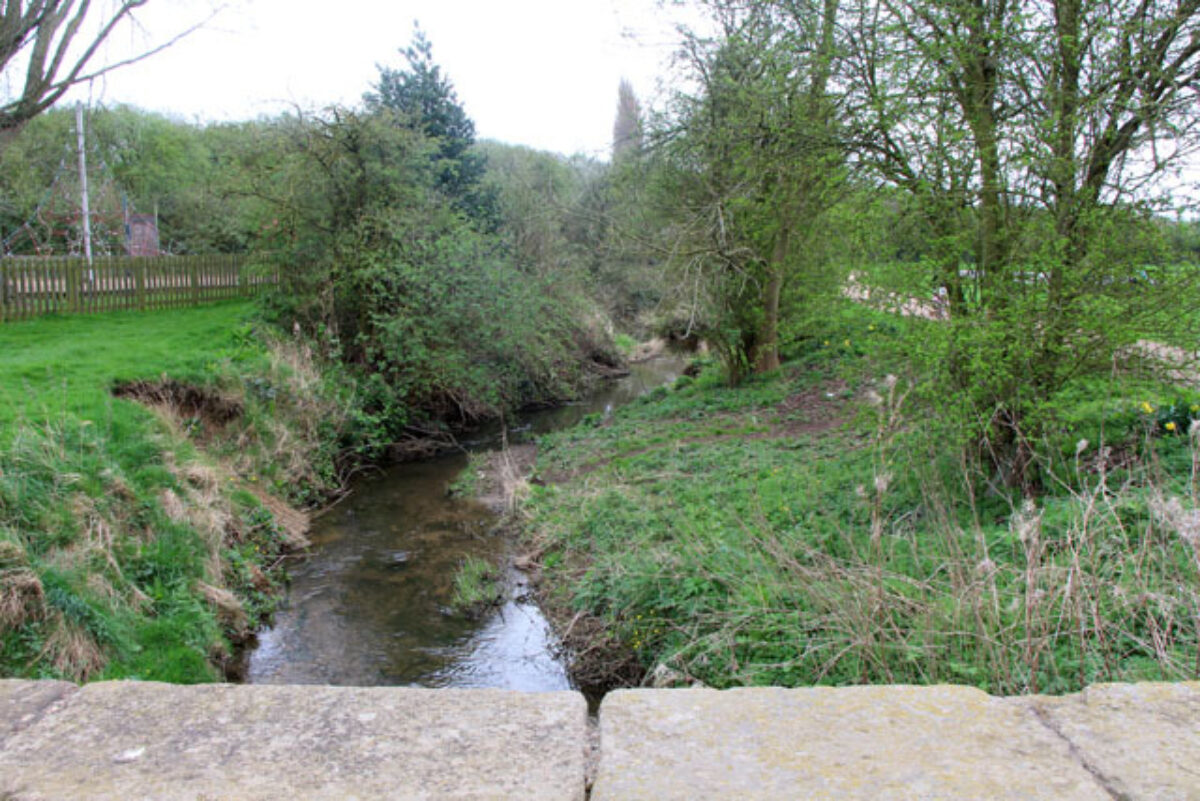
[
  {"x1": 136, "y1": 259, "x2": 146, "y2": 310},
  {"x1": 190, "y1": 259, "x2": 199, "y2": 305},
  {"x1": 66, "y1": 259, "x2": 79, "y2": 312},
  {"x1": 0, "y1": 261, "x2": 6, "y2": 323}
]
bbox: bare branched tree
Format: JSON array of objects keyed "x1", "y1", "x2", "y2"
[{"x1": 0, "y1": 1, "x2": 209, "y2": 133}]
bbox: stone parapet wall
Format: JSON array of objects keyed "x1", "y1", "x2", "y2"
[{"x1": 2, "y1": 680, "x2": 1197, "y2": 799}]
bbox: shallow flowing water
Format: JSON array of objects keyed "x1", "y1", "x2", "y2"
[{"x1": 245, "y1": 356, "x2": 685, "y2": 689}]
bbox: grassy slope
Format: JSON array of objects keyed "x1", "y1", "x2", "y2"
[
  {"x1": 525, "y1": 302, "x2": 1200, "y2": 696},
  {"x1": 0, "y1": 303, "x2": 296, "y2": 683}
]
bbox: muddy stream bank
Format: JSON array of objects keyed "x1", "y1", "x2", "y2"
[{"x1": 244, "y1": 355, "x2": 686, "y2": 689}]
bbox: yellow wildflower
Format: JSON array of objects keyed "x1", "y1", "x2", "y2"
[
  {"x1": 1166, "y1": 421, "x2": 1177, "y2": 432},
  {"x1": 1140, "y1": 401, "x2": 1155, "y2": 414}
]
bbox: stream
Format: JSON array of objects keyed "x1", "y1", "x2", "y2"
[{"x1": 245, "y1": 355, "x2": 686, "y2": 689}]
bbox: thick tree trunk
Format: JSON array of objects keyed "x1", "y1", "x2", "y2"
[
  {"x1": 960, "y1": 1, "x2": 1008, "y2": 309},
  {"x1": 971, "y1": 91, "x2": 1006, "y2": 310},
  {"x1": 754, "y1": 228, "x2": 790, "y2": 374},
  {"x1": 1048, "y1": 0, "x2": 1082, "y2": 316}
]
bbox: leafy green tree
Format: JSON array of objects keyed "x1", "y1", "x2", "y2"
[
  {"x1": 612, "y1": 79, "x2": 643, "y2": 162},
  {"x1": 364, "y1": 25, "x2": 496, "y2": 226},
  {"x1": 648, "y1": 0, "x2": 843, "y2": 381},
  {"x1": 479, "y1": 141, "x2": 580, "y2": 274},
  {"x1": 252, "y1": 107, "x2": 610, "y2": 434},
  {"x1": 0, "y1": 105, "x2": 268, "y2": 254},
  {"x1": 846, "y1": 0, "x2": 1200, "y2": 483},
  {"x1": 0, "y1": 107, "x2": 72, "y2": 240}
]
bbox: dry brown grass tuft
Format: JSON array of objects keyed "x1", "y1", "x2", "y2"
[
  {"x1": 0, "y1": 539, "x2": 26, "y2": 569},
  {"x1": 38, "y1": 614, "x2": 105, "y2": 681},
  {"x1": 244, "y1": 487, "x2": 310, "y2": 550},
  {"x1": 229, "y1": 334, "x2": 357, "y2": 495},
  {"x1": 84, "y1": 573, "x2": 121, "y2": 604},
  {"x1": 474, "y1": 444, "x2": 537, "y2": 517},
  {"x1": 159, "y1": 488, "x2": 188, "y2": 525},
  {"x1": 497, "y1": 450, "x2": 533, "y2": 515},
  {"x1": 159, "y1": 461, "x2": 239, "y2": 584},
  {"x1": 181, "y1": 463, "x2": 221, "y2": 494},
  {"x1": 60, "y1": 495, "x2": 149, "y2": 610},
  {"x1": 198, "y1": 581, "x2": 249, "y2": 636},
  {"x1": 100, "y1": 468, "x2": 136, "y2": 502},
  {"x1": 0, "y1": 567, "x2": 44, "y2": 632}
]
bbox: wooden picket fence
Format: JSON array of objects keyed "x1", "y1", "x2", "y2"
[{"x1": 0, "y1": 254, "x2": 277, "y2": 322}]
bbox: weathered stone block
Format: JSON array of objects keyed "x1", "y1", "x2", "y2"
[
  {"x1": 1030, "y1": 681, "x2": 1200, "y2": 800},
  {"x1": 0, "y1": 682, "x2": 586, "y2": 800},
  {"x1": 0, "y1": 680, "x2": 76, "y2": 748},
  {"x1": 593, "y1": 686, "x2": 1108, "y2": 800}
]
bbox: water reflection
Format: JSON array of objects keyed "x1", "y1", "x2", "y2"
[{"x1": 246, "y1": 355, "x2": 686, "y2": 689}]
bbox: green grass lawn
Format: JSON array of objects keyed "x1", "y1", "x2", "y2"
[{"x1": 0, "y1": 301, "x2": 258, "y2": 430}]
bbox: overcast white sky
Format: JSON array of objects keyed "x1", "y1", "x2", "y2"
[{"x1": 58, "y1": 0, "x2": 699, "y2": 160}]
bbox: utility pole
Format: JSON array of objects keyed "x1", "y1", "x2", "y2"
[
  {"x1": 75, "y1": 102, "x2": 93, "y2": 266},
  {"x1": 123, "y1": 194, "x2": 131, "y2": 255}
]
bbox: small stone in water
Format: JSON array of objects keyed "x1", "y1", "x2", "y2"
[{"x1": 387, "y1": 551, "x2": 412, "y2": 565}]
